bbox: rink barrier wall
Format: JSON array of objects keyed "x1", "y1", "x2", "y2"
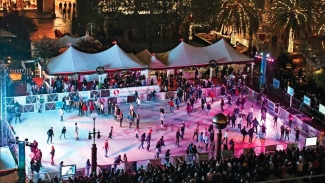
[
  {"x1": 7, "y1": 85, "x2": 221, "y2": 114},
  {"x1": 6, "y1": 85, "x2": 161, "y2": 113},
  {"x1": 244, "y1": 86, "x2": 321, "y2": 138}
]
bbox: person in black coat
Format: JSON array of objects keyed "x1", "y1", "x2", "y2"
[
  {"x1": 138, "y1": 133, "x2": 146, "y2": 149},
  {"x1": 248, "y1": 127, "x2": 255, "y2": 144},
  {"x1": 241, "y1": 126, "x2": 248, "y2": 142},
  {"x1": 175, "y1": 129, "x2": 180, "y2": 147},
  {"x1": 252, "y1": 118, "x2": 260, "y2": 133},
  {"x1": 15, "y1": 110, "x2": 21, "y2": 124}
]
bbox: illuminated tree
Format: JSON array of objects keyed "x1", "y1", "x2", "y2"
[
  {"x1": 214, "y1": 0, "x2": 260, "y2": 36},
  {"x1": 269, "y1": 0, "x2": 317, "y2": 42}
]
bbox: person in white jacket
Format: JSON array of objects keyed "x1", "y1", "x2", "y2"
[
  {"x1": 136, "y1": 97, "x2": 141, "y2": 110},
  {"x1": 59, "y1": 107, "x2": 64, "y2": 121}
]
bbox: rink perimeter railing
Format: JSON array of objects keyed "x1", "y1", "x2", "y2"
[
  {"x1": 6, "y1": 84, "x2": 325, "y2": 181},
  {"x1": 243, "y1": 85, "x2": 321, "y2": 138},
  {"x1": 26, "y1": 143, "x2": 290, "y2": 182}
]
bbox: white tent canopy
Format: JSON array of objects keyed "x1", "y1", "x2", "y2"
[
  {"x1": 156, "y1": 39, "x2": 253, "y2": 67},
  {"x1": 135, "y1": 49, "x2": 167, "y2": 69},
  {"x1": 47, "y1": 45, "x2": 145, "y2": 74},
  {"x1": 96, "y1": 45, "x2": 145, "y2": 70},
  {"x1": 47, "y1": 46, "x2": 100, "y2": 74},
  {"x1": 204, "y1": 39, "x2": 253, "y2": 64},
  {"x1": 46, "y1": 39, "x2": 252, "y2": 74}
]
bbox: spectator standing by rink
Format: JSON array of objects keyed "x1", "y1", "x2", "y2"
[{"x1": 113, "y1": 155, "x2": 124, "y2": 172}]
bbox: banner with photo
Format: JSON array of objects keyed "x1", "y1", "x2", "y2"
[{"x1": 124, "y1": 161, "x2": 137, "y2": 173}]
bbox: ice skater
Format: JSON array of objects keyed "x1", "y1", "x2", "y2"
[
  {"x1": 102, "y1": 139, "x2": 109, "y2": 157},
  {"x1": 59, "y1": 127, "x2": 66, "y2": 139},
  {"x1": 59, "y1": 107, "x2": 64, "y2": 121},
  {"x1": 75, "y1": 123, "x2": 79, "y2": 140}
]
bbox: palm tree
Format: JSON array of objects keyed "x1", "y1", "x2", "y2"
[
  {"x1": 214, "y1": 0, "x2": 261, "y2": 36},
  {"x1": 268, "y1": 0, "x2": 317, "y2": 45}
]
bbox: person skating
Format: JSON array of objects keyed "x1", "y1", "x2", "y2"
[
  {"x1": 165, "y1": 149, "x2": 171, "y2": 164},
  {"x1": 136, "y1": 114, "x2": 140, "y2": 128},
  {"x1": 246, "y1": 112, "x2": 253, "y2": 127},
  {"x1": 135, "y1": 126, "x2": 139, "y2": 140},
  {"x1": 180, "y1": 123, "x2": 185, "y2": 140},
  {"x1": 273, "y1": 114, "x2": 278, "y2": 127},
  {"x1": 241, "y1": 126, "x2": 248, "y2": 142},
  {"x1": 160, "y1": 112, "x2": 165, "y2": 126},
  {"x1": 280, "y1": 124, "x2": 285, "y2": 140},
  {"x1": 248, "y1": 127, "x2": 255, "y2": 144},
  {"x1": 198, "y1": 132, "x2": 204, "y2": 148},
  {"x1": 175, "y1": 97, "x2": 180, "y2": 110},
  {"x1": 108, "y1": 126, "x2": 113, "y2": 139},
  {"x1": 294, "y1": 126, "x2": 300, "y2": 142},
  {"x1": 175, "y1": 129, "x2": 180, "y2": 147},
  {"x1": 136, "y1": 97, "x2": 141, "y2": 110},
  {"x1": 59, "y1": 107, "x2": 64, "y2": 121},
  {"x1": 15, "y1": 110, "x2": 21, "y2": 124},
  {"x1": 50, "y1": 146, "x2": 55, "y2": 165},
  {"x1": 193, "y1": 124, "x2": 199, "y2": 141},
  {"x1": 160, "y1": 106, "x2": 165, "y2": 115},
  {"x1": 285, "y1": 126, "x2": 291, "y2": 141},
  {"x1": 222, "y1": 129, "x2": 228, "y2": 144},
  {"x1": 102, "y1": 139, "x2": 109, "y2": 157},
  {"x1": 138, "y1": 133, "x2": 146, "y2": 149},
  {"x1": 36, "y1": 98, "x2": 41, "y2": 113},
  {"x1": 168, "y1": 99, "x2": 174, "y2": 113},
  {"x1": 220, "y1": 97, "x2": 225, "y2": 112},
  {"x1": 155, "y1": 141, "x2": 161, "y2": 158},
  {"x1": 59, "y1": 127, "x2": 66, "y2": 139},
  {"x1": 146, "y1": 133, "x2": 151, "y2": 151},
  {"x1": 47, "y1": 127, "x2": 54, "y2": 144},
  {"x1": 75, "y1": 123, "x2": 79, "y2": 140},
  {"x1": 206, "y1": 102, "x2": 211, "y2": 116}
]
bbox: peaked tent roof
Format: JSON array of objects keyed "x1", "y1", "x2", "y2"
[
  {"x1": 156, "y1": 39, "x2": 252, "y2": 67},
  {"x1": 0, "y1": 29, "x2": 17, "y2": 37},
  {"x1": 155, "y1": 42, "x2": 215, "y2": 67},
  {"x1": 94, "y1": 45, "x2": 145, "y2": 71},
  {"x1": 135, "y1": 49, "x2": 167, "y2": 69},
  {"x1": 204, "y1": 39, "x2": 253, "y2": 63},
  {"x1": 47, "y1": 46, "x2": 102, "y2": 74}
]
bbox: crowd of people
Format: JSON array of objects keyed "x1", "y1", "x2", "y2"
[{"x1": 26, "y1": 145, "x2": 325, "y2": 183}]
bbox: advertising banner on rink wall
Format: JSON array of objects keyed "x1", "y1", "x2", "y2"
[{"x1": 110, "y1": 85, "x2": 160, "y2": 97}]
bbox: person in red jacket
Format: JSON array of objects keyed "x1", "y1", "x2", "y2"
[
  {"x1": 168, "y1": 98, "x2": 174, "y2": 113},
  {"x1": 89, "y1": 101, "x2": 95, "y2": 114},
  {"x1": 82, "y1": 103, "x2": 88, "y2": 116},
  {"x1": 210, "y1": 91, "x2": 215, "y2": 102}
]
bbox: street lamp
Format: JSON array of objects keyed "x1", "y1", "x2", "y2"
[
  {"x1": 212, "y1": 113, "x2": 228, "y2": 160},
  {"x1": 88, "y1": 113, "x2": 100, "y2": 174}
]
